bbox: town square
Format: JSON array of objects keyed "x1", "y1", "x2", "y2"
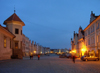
[
  {"x1": 0, "y1": 54, "x2": 100, "y2": 73},
  {"x1": 0, "y1": 0, "x2": 100, "y2": 73}
]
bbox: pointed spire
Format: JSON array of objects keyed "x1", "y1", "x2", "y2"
[
  {"x1": 14, "y1": 6, "x2": 16, "y2": 13},
  {"x1": 71, "y1": 38, "x2": 72, "y2": 41},
  {"x1": 79, "y1": 26, "x2": 82, "y2": 29}
]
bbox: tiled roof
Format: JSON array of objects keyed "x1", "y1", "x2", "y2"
[
  {"x1": 4, "y1": 13, "x2": 23, "y2": 22},
  {"x1": 0, "y1": 25, "x2": 15, "y2": 37}
]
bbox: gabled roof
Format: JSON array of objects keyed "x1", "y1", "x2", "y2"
[{"x1": 4, "y1": 13, "x2": 23, "y2": 22}]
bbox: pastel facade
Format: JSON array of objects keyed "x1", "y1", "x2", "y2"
[
  {"x1": 84, "y1": 11, "x2": 100, "y2": 57},
  {"x1": 0, "y1": 25, "x2": 15, "y2": 60},
  {"x1": 31, "y1": 41, "x2": 34, "y2": 54},
  {"x1": 71, "y1": 11, "x2": 100, "y2": 58},
  {"x1": 22, "y1": 34, "x2": 32, "y2": 56}
]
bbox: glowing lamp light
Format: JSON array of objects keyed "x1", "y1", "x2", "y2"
[
  {"x1": 81, "y1": 44, "x2": 87, "y2": 52},
  {"x1": 72, "y1": 50, "x2": 76, "y2": 53},
  {"x1": 40, "y1": 51, "x2": 42, "y2": 54},
  {"x1": 81, "y1": 45, "x2": 87, "y2": 56},
  {"x1": 34, "y1": 51, "x2": 36, "y2": 53},
  {"x1": 69, "y1": 51, "x2": 72, "y2": 53},
  {"x1": 81, "y1": 48, "x2": 86, "y2": 52}
]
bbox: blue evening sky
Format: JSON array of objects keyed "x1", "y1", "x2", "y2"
[{"x1": 0, "y1": 0, "x2": 100, "y2": 49}]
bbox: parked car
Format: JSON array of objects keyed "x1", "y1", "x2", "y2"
[
  {"x1": 66, "y1": 54, "x2": 78, "y2": 58},
  {"x1": 59, "y1": 54, "x2": 67, "y2": 58},
  {"x1": 66, "y1": 54, "x2": 72, "y2": 58},
  {"x1": 81, "y1": 55, "x2": 99, "y2": 61}
]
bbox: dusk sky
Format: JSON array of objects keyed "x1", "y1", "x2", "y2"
[{"x1": 0, "y1": 0, "x2": 100, "y2": 49}]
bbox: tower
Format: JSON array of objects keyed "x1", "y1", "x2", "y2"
[
  {"x1": 3, "y1": 11, "x2": 25, "y2": 49},
  {"x1": 3, "y1": 11, "x2": 25, "y2": 58}
]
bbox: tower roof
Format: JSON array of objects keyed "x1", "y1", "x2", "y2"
[{"x1": 3, "y1": 13, "x2": 25, "y2": 26}]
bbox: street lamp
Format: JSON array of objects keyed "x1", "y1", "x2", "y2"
[{"x1": 81, "y1": 45, "x2": 87, "y2": 56}]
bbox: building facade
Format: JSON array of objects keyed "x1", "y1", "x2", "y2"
[
  {"x1": 84, "y1": 11, "x2": 100, "y2": 57},
  {"x1": 71, "y1": 11, "x2": 100, "y2": 58},
  {"x1": 0, "y1": 25, "x2": 15, "y2": 60}
]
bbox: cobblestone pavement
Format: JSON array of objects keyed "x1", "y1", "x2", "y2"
[{"x1": 0, "y1": 55, "x2": 100, "y2": 73}]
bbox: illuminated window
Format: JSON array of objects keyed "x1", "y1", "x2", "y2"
[
  {"x1": 4, "y1": 37, "x2": 6, "y2": 48},
  {"x1": 15, "y1": 42, "x2": 18, "y2": 49}
]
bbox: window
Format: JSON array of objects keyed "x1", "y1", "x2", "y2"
[
  {"x1": 21, "y1": 41, "x2": 22, "y2": 48},
  {"x1": 91, "y1": 27, "x2": 92, "y2": 33},
  {"x1": 96, "y1": 23, "x2": 99, "y2": 30},
  {"x1": 98, "y1": 35, "x2": 100, "y2": 42},
  {"x1": 88, "y1": 39, "x2": 90, "y2": 45},
  {"x1": 88, "y1": 29, "x2": 90, "y2": 35},
  {"x1": 15, "y1": 42, "x2": 18, "y2": 49},
  {"x1": 93, "y1": 26, "x2": 94, "y2": 32},
  {"x1": 4, "y1": 37, "x2": 6, "y2": 48},
  {"x1": 93, "y1": 37, "x2": 95, "y2": 44},
  {"x1": 91, "y1": 36, "x2": 94, "y2": 44},
  {"x1": 97, "y1": 35, "x2": 98, "y2": 43},
  {"x1": 15, "y1": 28, "x2": 19, "y2": 34}
]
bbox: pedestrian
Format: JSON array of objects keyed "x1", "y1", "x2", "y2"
[
  {"x1": 73, "y1": 55, "x2": 75, "y2": 63},
  {"x1": 30, "y1": 54, "x2": 33, "y2": 59},
  {"x1": 38, "y1": 54, "x2": 40, "y2": 60}
]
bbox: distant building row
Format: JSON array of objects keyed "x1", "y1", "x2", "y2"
[
  {"x1": 50, "y1": 48, "x2": 69, "y2": 54},
  {"x1": 71, "y1": 11, "x2": 100, "y2": 58},
  {"x1": 22, "y1": 34, "x2": 50, "y2": 56}
]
